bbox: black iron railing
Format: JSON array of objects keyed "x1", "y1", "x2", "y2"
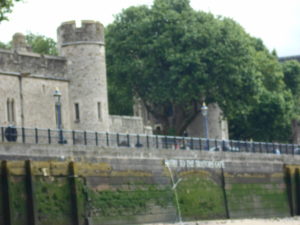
[{"x1": 0, "y1": 126, "x2": 299, "y2": 155}]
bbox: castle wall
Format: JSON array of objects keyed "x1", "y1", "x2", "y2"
[
  {"x1": 187, "y1": 103, "x2": 228, "y2": 139},
  {"x1": 109, "y1": 115, "x2": 152, "y2": 134},
  {"x1": 0, "y1": 72, "x2": 71, "y2": 129},
  {"x1": 22, "y1": 77, "x2": 71, "y2": 129},
  {"x1": 0, "y1": 74, "x2": 21, "y2": 126},
  {"x1": 0, "y1": 49, "x2": 66, "y2": 79}
]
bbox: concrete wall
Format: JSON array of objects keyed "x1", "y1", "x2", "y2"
[{"x1": 0, "y1": 143, "x2": 299, "y2": 225}]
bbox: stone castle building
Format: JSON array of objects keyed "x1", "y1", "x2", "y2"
[{"x1": 0, "y1": 20, "x2": 227, "y2": 139}]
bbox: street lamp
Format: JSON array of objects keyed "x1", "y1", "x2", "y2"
[
  {"x1": 201, "y1": 102, "x2": 209, "y2": 139},
  {"x1": 53, "y1": 88, "x2": 64, "y2": 144}
]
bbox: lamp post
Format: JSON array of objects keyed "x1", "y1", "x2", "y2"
[
  {"x1": 53, "y1": 88, "x2": 64, "y2": 144},
  {"x1": 201, "y1": 102, "x2": 209, "y2": 139}
]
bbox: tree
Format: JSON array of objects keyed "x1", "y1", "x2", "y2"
[
  {"x1": 0, "y1": 41, "x2": 10, "y2": 49},
  {"x1": 106, "y1": 0, "x2": 294, "y2": 140},
  {"x1": 25, "y1": 33, "x2": 58, "y2": 55},
  {"x1": 0, "y1": 0, "x2": 22, "y2": 22},
  {"x1": 106, "y1": 0, "x2": 292, "y2": 140},
  {"x1": 282, "y1": 60, "x2": 300, "y2": 143}
]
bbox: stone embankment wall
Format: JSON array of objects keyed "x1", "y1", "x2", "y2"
[{"x1": 0, "y1": 143, "x2": 299, "y2": 225}]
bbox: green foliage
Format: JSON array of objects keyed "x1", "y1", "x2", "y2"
[
  {"x1": 25, "y1": 33, "x2": 58, "y2": 55},
  {"x1": 0, "y1": 41, "x2": 10, "y2": 49},
  {"x1": 282, "y1": 60, "x2": 300, "y2": 99},
  {"x1": 0, "y1": 0, "x2": 22, "y2": 22},
  {"x1": 106, "y1": 0, "x2": 294, "y2": 140}
]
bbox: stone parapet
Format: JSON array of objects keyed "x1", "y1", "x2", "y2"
[{"x1": 0, "y1": 49, "x2": 67, "y2": 78}]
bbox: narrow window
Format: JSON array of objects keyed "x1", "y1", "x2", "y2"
[
  {"x1": 11, "y1": 99, "x2": 15, "y2": 123},
  {"x1": 97, "y1": 102, "x2": 102, "y2": 121},
  {"x1": 74, "y1": 103, "x2": 80, "y2": 122},
  {"x1": 7, "y1": 98, "x2": 11, "y2": 122}
]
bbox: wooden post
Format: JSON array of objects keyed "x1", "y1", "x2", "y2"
[
  {"x1": 25, "y1": 160, "x2": 37, "y2": 225},
  {"x1": 69, "y1": 162, "x2": 80, "y2": 225},
  {"x1": 1, "y1": 161, "x2": 12, "y2": 225},
  {"x1": 221, "y1": 167, "x2": 230, "y2": 219}
]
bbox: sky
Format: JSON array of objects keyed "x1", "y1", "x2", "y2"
[{"x1": 0, "y1": 0, "x2": 299, "y2": 57}]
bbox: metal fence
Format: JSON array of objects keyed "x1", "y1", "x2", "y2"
[{"x1": 0, "y1": 126, "x2": 299, "y2": 155}]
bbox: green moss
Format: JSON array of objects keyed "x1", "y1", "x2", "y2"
[
  {"x1": 35, "y1": 176, "x2": 73, "y2": 225},
  {"x1": 227, "y1": 183, "x2": 289, "y2": 217},
  {"x1": 88, "y1": 185, "x2": 173, "y2": 217},
  {"x1": 74, "y1": 178, "x2": 87, "y2": 224},
  {"x1": 176, "y1": 175, "x2": 226, "y2": 220},
  {"x1": 10, "y1": 176, "x2": 27, "y2": 225}
]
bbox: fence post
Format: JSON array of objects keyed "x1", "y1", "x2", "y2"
[
  {"x1": 190, "y1": 137, "x2": 194, "y2": 150},
  {"x1": 206, "y1": 139, "x2": 210, "y2": 151},
  {"x1": 127, "y1": 134, "x2": 130, "y2": 147},
  {"x1": 95, "y1": 132, "x2": 98, "y2": 146},
  {"x1": 84, "y1": 131, "x2": 87, "y2": 145},
  {"x1": 35, "y1": 128, "x2": 38, "y2": 144},
  {"x1": 106, "y1": 132, "x2": 109, "y2": 146},
  {"x1": 117, "y1": 133, "x2": 120, "y2": 146},
  {"x1": 146, "y1": 135, "x2": 149, "y2": 148},
  {"x1": 198, "y1": 138, "x2": 201, "y2": 151},
  {"x1": 1, "y1": 127, "x2": 4, "y2": 142},
  {"x1": 72, "y1": 130, "x2": 76, "y2": 145},
  {"x1": 48, "y1": 129, "x2": 51, "y2": 144},
  {"x1": 22, "y1": 127, "x2": 25, "y2": 143},
  {"x1": 164, "y1": 136, "x2": 168, "y2": 149},
  {"x1": 137, "y1": 134, "x2": 140, "y2": 147},
  {"x1": 222, "y1": 140, "x2": 225, "y2": 152},
  {"x1": 156, "y1": 135, "x2": 159, "y2": 149}
]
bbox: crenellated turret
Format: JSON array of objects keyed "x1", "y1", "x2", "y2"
[{"x1": 57, "y1": 20, "x2": 110, "y2": 131}]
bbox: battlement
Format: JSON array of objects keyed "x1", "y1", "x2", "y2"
[
  {"x1": 57, "y1": 20, "x2": 105, "y2": 47},
  {"x1": 0, "y1": 49, "x2": 67, "y2": 79}
]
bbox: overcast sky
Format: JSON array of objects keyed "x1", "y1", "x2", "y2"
[{"x1": 0, "y1": 0, "x2": 299, "y2": 57}]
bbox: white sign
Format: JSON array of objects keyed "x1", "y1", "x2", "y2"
[{"x1": 165, "y1": 159, "x2": 225, "y2": 169}]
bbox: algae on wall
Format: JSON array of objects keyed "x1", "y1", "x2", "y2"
[
  {"x1": 225, "y1": 174, "x2": 290, "y2": 218},
  {"x1": 176, "y1": 172, "x2": 227, "y2": 220}
]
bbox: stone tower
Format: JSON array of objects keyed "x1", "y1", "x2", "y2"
[{"x1": 57, "y1": 20, "x2": 109, "y2": 131}]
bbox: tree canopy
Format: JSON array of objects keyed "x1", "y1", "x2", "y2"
[
  {"x1": 0, "y1": 0, "x2": 22, "y2": 22},
  {"x1": 106, "y1": 0, "x2": 294, "y2": 141},
  {"x1": 25, "y1": 33, "x2": 58, "y2": 55}
]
